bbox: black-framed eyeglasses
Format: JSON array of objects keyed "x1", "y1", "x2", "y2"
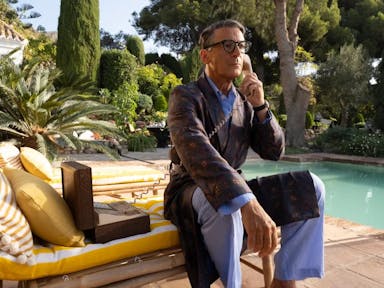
[{"x1": 204, "y1": 40, "x2": 251, "y2": 54}]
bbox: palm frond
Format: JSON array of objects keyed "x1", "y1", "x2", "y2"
[
  {"x1": 0, "y1": 125, "x2": 28, "y2": 138},
  {"x1": 49, "y1": 131, "x2": 77, "y2": 150},
  {"x1": 34, "y1": 133, "x2": 48, "y2": 155},
  {"x1": 55, "y1": 101, "x2": 118, "y2": 124},
  {"x1": 0, "y1": 83, "x2": 22, "y2": 120},
  {"x1": 0, "y1": 59, "x2": 121, "y2": 160}
]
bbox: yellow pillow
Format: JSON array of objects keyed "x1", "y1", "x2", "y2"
[
  {"x1": 3, "y1": 167, "x2": 85, "y2": 247},
  {"x1": 0, "y1": 143, "x2": 23, "y2": 170},
  {"x1": 19, "y1": 147, "x2": 53, "y2": 181},
  {"x1": 0, "y1": 171, "x2": 35, "y2": 264}
]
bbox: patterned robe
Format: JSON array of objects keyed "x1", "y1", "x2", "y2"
[{"x1": 164, "y1": 73, "x2": 318, "y2": 287}]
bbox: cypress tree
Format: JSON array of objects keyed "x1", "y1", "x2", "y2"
[{"x1": 56, "y1": 0, "x2": 100, "y2": 83}]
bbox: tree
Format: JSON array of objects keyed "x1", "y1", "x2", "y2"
[
  {"x1": 56, "y1": 0, "x2": 100, "y2": 84},
  {"x1": 100, "y1": 29, "x2": 127, "y2": 50},
  {"x1": 0, "y1": 57, "x2": 122, "y2": 160},
  {"x1": 145, "y1": 52, "x2": 160, "y2": 65},
  {"x1": 274, "y1": 0, "x2": 311, "y2": 147},
  {"x1": 339, "y1": 0, "x2": 384, "y2": 122},
  {"x1": 316, "y1": 43, "x2": 372, "y2": 127},
  {"x1": 6, "y1": 0, "x2": 41, "y2": 28},
  {"x1": 339, "y1": 0, "x2": 384, "y2": 58},
  {"x1": 1, "y1": 0, "x2": 18, "y2": 23},
  {"x1": 298, "y1": 0, "x2": 345, "y2": 62},
  {"x1": 126, "y1": 35, "x2": 145, "y2": 65},
  {"x1": 133, "y1": 0, "x2": 341, "y2": 146},
  {"x1": 179, "y1": 46, "x2": 201, "y2": 83},
  {"x1": 159, "y1": 53, "x2": 183, "y2": 78},
  {"x1": 373, "y1": 56, "x2": 384, "y2": 130},
  {"x1": 132, "y1": 0, "x2": 339, "y2": 82},
  {"x1": 132, "y1": 0, "x2": 275, "y2": 80}
]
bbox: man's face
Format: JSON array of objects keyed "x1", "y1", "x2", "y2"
[{"x1": 201, "y1": 27, "x2": 245, "y2": 82}]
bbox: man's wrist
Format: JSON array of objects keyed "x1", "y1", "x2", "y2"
[{"x1": 253, "y1": 101, "x2": 269, "y2": 112}]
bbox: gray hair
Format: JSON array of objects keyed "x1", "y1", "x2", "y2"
[{"x1": 198, "y1": 19, "x2": 246, "y2": 49}]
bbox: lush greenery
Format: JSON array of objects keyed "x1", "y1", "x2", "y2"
[
  {"x1": 56, "y1": 0, "x2": 100, "y2": 83},
  {"x1": 1, "y1": 0, "x2": 384, "y2": 157},
  {"x1": 315, "y1": 43, "x2": 372, "y2": 127},
  {"x1": 0, "y1": 56, "x2": 122, "y2": 160},
  {"x1": 373, "y1": 53, "x2": 384, "y2": 131},
  {"x1": 312, "y1": 127, "x2": 384, "y2": 157}
]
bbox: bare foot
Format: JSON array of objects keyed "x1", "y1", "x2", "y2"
[{"x1": 270, "y1": 279, "x2": 297, "y2": 288}]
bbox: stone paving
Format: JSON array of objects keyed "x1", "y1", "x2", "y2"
[{"x1": 3, "y1": 148, "x2": 384, "y2": 288}]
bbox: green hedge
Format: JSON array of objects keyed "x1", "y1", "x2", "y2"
[
  {"x1": 99, "y1": 49, "x2": 137, "y2": 91},
  {"x1": 312, "y1": 127, "x2": 384, "y2": 157}
]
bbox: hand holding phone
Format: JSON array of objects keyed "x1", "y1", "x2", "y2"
[{"x1": 240, "y1": 55, "x2": 265, "y2": 111}]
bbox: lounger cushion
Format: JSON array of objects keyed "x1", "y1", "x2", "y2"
[
  {"x1": 0, "y1": 196, "x2": 179, "y2": 281},
  {"x1": 0, "y1": 171, "x2": 34, "y2": 265},
  {"x1": 0, "y1": 143, "x2": 23, "y2": 170},
  {"x1": 90, "y1": 165, "x2": 166, "y2": 185},
  {"x1": 3, "y1": 168, "x2": 85, "y2": 247},
  {"x1": 48, "y1": 164, "x2": 166, "y2": 192},
  {"x1": 19, "y1": 147, "x2": 53, "y2": 181}
]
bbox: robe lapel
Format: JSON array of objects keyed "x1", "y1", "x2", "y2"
[{"x1": 197, "y1": 74, "x2": 230, "y2": 153}]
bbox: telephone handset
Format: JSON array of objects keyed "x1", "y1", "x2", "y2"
[
  {"x1": 242, "y1": 54, "x2": 253, "y2": 77},
  {"x1": 241, "y1": 54, "x2": 253, "y2": 102}
]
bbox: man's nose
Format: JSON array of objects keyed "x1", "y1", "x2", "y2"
[{"x1": 231, "y1": 44, "x2": 242, "y2": 57}]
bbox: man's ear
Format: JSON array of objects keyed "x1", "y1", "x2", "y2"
[{"x1": 200, "y1": 49, "x2": 210, "y2": 64}]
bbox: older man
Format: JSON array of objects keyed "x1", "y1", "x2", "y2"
[{"x1": 164, "y1": 19, "x2": 325, "y2": 288}]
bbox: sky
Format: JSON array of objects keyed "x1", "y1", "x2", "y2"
[{"x1": 19, "y1": 0, "x2": 170, "y2": 54}]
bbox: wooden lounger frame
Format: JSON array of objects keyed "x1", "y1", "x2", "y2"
[
  {"x1": 0, "y1": 161, "x2": 275, "y2": 288},
  {"x1": 6, "y1": 249, "x2": 272, "y2": 288}
]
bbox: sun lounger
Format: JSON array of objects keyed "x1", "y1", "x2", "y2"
[
  {"x1": 0, "y1": 161, "x2": 274, "y2": 288},
  {"x1": 0, "y1": 196, "x2": 181, "y2": 287}
]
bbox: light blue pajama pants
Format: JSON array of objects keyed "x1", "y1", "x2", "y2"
[{"x1": 192, "y1": 173, "x2": 325, "y2": 288}]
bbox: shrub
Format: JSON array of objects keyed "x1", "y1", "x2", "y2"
[
  {"x1": 110, "y1": 82, "x2": 139, "y2": 126},
  {"x1": 160, "y1": 53, "x2": 183, "y2": 78},
  {"x1": 145, "y1": 53, "x2": 160, "y2": 65},
  {"x1": 305, "y1": 111, "x2": 314, "y2": 129},
  {"x1": 100, "y1": 49, "x2": 137, "y2": 91},
  {"x1": 312, "y1": 127, "x2": 384, "y2": 157},
  {"x1": 137, "y1": 93, "x2": 153, "y2": 114},
  {"x1": 153, "y1": 94, "x2": 168, "y2": 112},
  {"x1": 278, "y1": 114, "x2": 287, "y2": 128},
  {"x1": 126, "y1": 132, "x2": 157, "y2": 152},
  {"x1": 126, "y1": 35, "x2": 145, "y2": 65},
  {"x1": 344, "y1": 132, "x2": 384, "y2": 157}
]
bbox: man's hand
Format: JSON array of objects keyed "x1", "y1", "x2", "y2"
[
  {"x1": 241, "y1": 199, "x2": 278, "y2": 257},
  {"x1": 239, "y1": 73, "x2": 265, "y2": 108},
  {"x1": 239, "y1": 55, "x2": 265, "y2": 108}
]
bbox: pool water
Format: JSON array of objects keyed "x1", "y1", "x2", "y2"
[{"x1": 241, "y1": 159, "x2": 384, "y2": 229}]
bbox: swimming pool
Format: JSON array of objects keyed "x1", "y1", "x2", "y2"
[{"x1": 241, "y1": 159, "x2": 384, "y2": 229}]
